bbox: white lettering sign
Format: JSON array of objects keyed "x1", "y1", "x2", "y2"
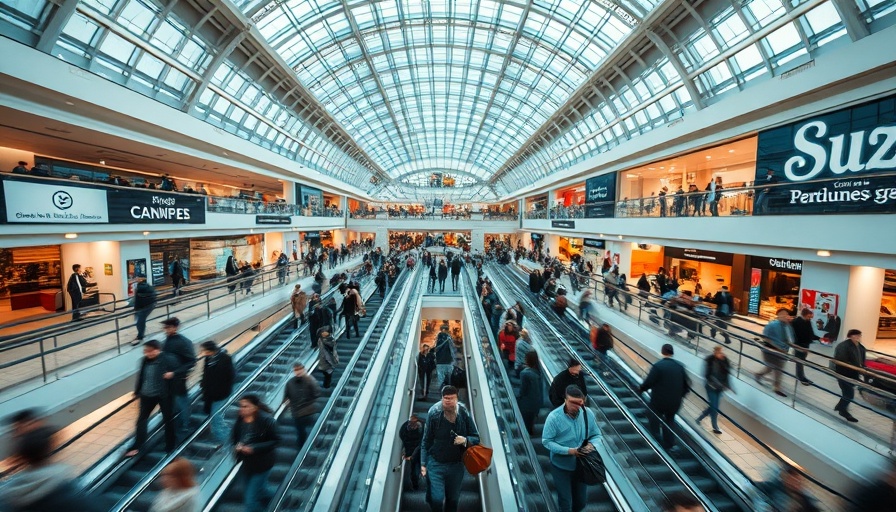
[
  {"x1": 4, "y1": 181, "x2": 108, "y2": 223},
  {"x1": 784, "y1": 121, "x2": 896, "y2": 181}
]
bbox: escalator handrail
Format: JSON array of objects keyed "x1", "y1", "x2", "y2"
[
  {"x1": 461, "y1": 266, "x2": 558, "y2": 512},
  {"x1": 95, "y1": 275, "x2": 372, "y2": 510},
  {"x1": 265, "y1": 263, "x2": 414, "y2": 512},
  {"x1": 488, "y1": 264, "x2": 722, "y2": 512}
]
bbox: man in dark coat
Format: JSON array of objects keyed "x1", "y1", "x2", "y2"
[
  {"x1": 125, "y1": 340, "x2": 178, "y2": 456},
  {"x1": 437, "y1": 261, "x2": 449, "y2": 293},
  {"x1": 399, "y1": 415, "x2": 424, "y2": 491},
  {"x1": 548, "y1": 358, "x2": 587, "y2": 408},
  {"x1": 284, "y1": 362, "x2": 320, "y2": 445},
  {"x1": 833, "y1": 329, "x2": 866, "y2": 423},
  {"x1": 132, "y1": 279, "x2": 157, "y2": 345},
  {"x1": 638, "y1": 344, "x2": 691, "y2": 450},
  {"x1": 710, "y1": 286, "x2": 735, "y2": 344},
  {"x1": 791, "y1": 308, "x2": 820, "y2": 386},
  {"x1": 309, "y1": 301, "x2": 333, "y2": 349},
  {"x1": 161, "y1": 317, "x2": 196, "y2": 438},
  {"x1": 66, "y1": 264, "x2": 89, "y2": 321},
  {"x1": 200, "y1": 341, "x2": 235, "y2": 446},
  {"x1": 450, "y1": 257, "x2": 462, "y2": 291}
]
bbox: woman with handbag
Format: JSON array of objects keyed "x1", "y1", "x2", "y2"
[
  {"x1": 696, "y1": 346, "x2": 732, "y2": 434},
  {"x1": 317, "y1": 329, "x2": 339, "y2": 388},
  {"x1": 542, "y1": 385, "x2": 602, "y2": 512}
]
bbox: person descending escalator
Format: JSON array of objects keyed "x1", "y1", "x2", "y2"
[
  {"x1": 548, "y1": 358, "x2": 588, "y2": 408},
  {"x1": 231, "y1": 395, "x2": 280, "y2": 512},
  {"x1": 399, "y1": 415, "x2": 424, "y2": 491},
  {"x1": 317, "y1": 329, "x2": 339, "y2": 389}
]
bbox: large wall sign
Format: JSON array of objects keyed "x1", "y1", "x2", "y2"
[
  {"x1": 665, "y1": 246, "x2": 734, "y2": 266},
  {"x1": 2, "y1": 179, "x2": 108, "y2": 223},
  {"x1": 754, "y1": 94, "x2": 896, "y2": 215},
  {"x1": 107, "y1": 188, "x2": 206, "y2": 224},
  {"x1": 584, "y1": 173, "x2": 617, "y2": 218},
  {"x1": 750, "y1": 256, "x2": 803, "y2": 273}
]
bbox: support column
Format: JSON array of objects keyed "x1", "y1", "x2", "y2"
[
  {"x1": 845, "y1": 266, "x2": 885, "y2": 349},
  {"x1": 470, "y1": 229, "x2": 485, "y2": 253}
]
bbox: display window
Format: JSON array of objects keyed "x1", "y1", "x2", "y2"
[
  {"x1": 188, "y1": 235, "x2": 264, "y2": 280},
  {"x1": 880, "y1": 270, "x2": 896, "y2": 339},
  {"x1": 0, "y1": 245, "x2": 63, "y2": 315},
  {"x1": 630, "y1": 243, "x2": 664, "y2": 279},
  {"x1": 420, "y1": 318, "x2": 464, "y2": 350},
  {"x1": 559, "y1": 237, "x2": 583, "y2": 261},
  {"x1": 746, "y1": 256, "x2": 803, "y2": 320},
  {"x1": 664, "y1": 247, "x2": 734, "y2": 301}
]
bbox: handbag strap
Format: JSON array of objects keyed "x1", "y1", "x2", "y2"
[{"x1": 581, "y1": 405, "x2": 589, "y2": 448}]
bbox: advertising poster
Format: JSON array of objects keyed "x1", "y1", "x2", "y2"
[
  {"x1": 799, "y1": 289, "x2": 840, "y2": 344},
  {"x1": 2, "y1": 179, "x2": 108, "y2": 223},
  {"x1": 754, "y1": 94, "x2": 896, "y2": 216},
  {"x1": 127, "y1": 258, "x2": 147, "y2": 297},
  {"x1": 584, "y1": 172, "x2": 617, "y2": 218},
  {"x1": 748, "y1": 268, "x2": 762, "y2": 315},
  {"x1": 106, "y1": 188, "x2": 206, "y2": 224}
]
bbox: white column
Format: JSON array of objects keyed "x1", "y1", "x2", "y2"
[
  {"x1": 845, "y1": 266, "x2": 885, "y2": 349},
  {"x1": 470, "y1": 229, "x2": 485, "y2": 252},
  {"x1": 282, "y1": 180, "x2": 296, "y2": 204}
]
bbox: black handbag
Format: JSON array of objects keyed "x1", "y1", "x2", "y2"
[{"x1": 576, "y1": 406, "x2": 606, "y2": 485}]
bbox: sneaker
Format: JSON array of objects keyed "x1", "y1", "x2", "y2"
[{"x1": 774, "y1": 390, "x2": 787, "y2": 398}]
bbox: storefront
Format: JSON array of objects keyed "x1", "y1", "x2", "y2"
[
  {"x1": 149, "y1": 239, "x2": 190, "y2": 287},
  {"x1": 485, "y1": 233, "x2": 515, "y2": 249},
  {"x1": 525, "y1": 195, "x2": 548, "y2": 218},
  {"x1": 746, "y1": 256, "x2": 803, "y2": 320},
  {"x1": 581, "y1": 238, "x2": 605, "y2": 273},
  {"x1": 0, "y1": 245, "x2": 64, "y2": 312},
  {"x1": 530, "y1": 233, "x2": 544, "y2": 253},
  {"x1": 630, "y1": 243, "x2": 664, "y2": 278},
  {"x1": 880, "y1": 270, "x2": 896, "y2": 339},
  {"x1": 664, "y1": 247, "x2": 734, "y2": 300},
  {"x1": 559, "y1": 236, "x2": 583, "y2": 262}
]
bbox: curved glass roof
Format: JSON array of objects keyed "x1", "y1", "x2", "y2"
[{"x1": 244, "y1": 0, "x2": 645, "y2": 192}]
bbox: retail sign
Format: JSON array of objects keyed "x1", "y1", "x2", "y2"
[
  {"x1": 551, "y1": 220, "x2": 576, "y2": 229},
  {"x1": 751, "y1": 256, "x2": 803, "y2": 273},
  {"x1": 754, "y1": 94, "x2": 896, "y2": 215},
  {"x1": 256, "y1": 215, "x2": 292, "y2": 225},
  {"x1": 107, "y1": 188, "x2": 206, "y2": 224},
  {"x1": 584, "y1": 172, "x2": 617, "y2": 218},
  {"x1": 583, "y1": 238, "x2": 605, "y2": 249},
  {"x1": 664, "y1": 246, "x2": 734, "y2": 266},
  {"x1": 530, "y1": 233, "x2": 543, "y2": 241},
  {"x1": 104, "y1": 264, "x2": 113, "y2": 276},
  {"x1": 748, "y1": 268, "x2": 762, "y2": 315},
  {"x1": 2, "y1": 179, "x2": 108, "y2": 223}
]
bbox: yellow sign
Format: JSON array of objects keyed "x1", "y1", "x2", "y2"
[{"x1": 104, "y1": 264, "x2": 113, "y2": 276}]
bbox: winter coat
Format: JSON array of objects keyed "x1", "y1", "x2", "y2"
[
  {"x1": 437, "y1": 263, "x2": 448, "y2": 281},
  {"x1": 548, "y1": 369, "x2": 588, "y2": 408},
  {"x1": 499, "y1": 330, "x2": 518, "y2": 362},
  {"x1": 135, "y1": 352, "x2": 178, "y2": 399},
  {"x1": 134, "y1": 282, "x2": 157, "y2": 311},
  {"x1": 518, "y1": 367, "x2": 544, "y2": 414},
  {"x1": 291, "y1": 290, "x2": 309, "y2": 318},
  {"x1": 163, "y1": 333, "x2": 196, "y2": 396},
  {"x1": 201, "y1": 350, "x2": 235, "y2": 408},
  {"x1": 231, "y1": 412, "x2": 280, "y2": 474},
  {"x1": 318, "y1": 333, "x2": 339, "y2": 373},
  {"x1": 639, "y1": 358, "x2": 691, "y2": 413},
  {"x1": 284, "y1": 374, "x2": 320, "y2": 418},
  {"x1": 703, "y1": 354, "x2": 731, "y2": 391},
  {"x1": 149, "y1": 488, "x2": 199, "y2": 512},
  {"x1": 417, "y1": 351, "x2": 436, "y2": 375}
]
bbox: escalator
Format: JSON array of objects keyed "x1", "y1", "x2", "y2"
[
  {"x1": 488, "y1": 263, "x2": 752, "y2": 511},
  {"x1": 229, "y1": 266, "x2": 413, "y2": 511},
  {"x1": 81, "y1": 281, "x2": 354, "y2": 510}
]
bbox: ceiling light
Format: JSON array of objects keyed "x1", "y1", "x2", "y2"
[
  {"x1": 617, "y1": 235, "x2": 624, "y2": 239},
  {"x1": 599, "y1": 234, "x2": 605, "y2": 238},
  {"x1": 728, "y1": 149, "x2": 735, "y2": 153},
  {"x1": 64, "y1": 233, "x2": 78, "y2": 239},
  {"x1": 648, "y1": 167, "x2": 655, "y2": 170},
  {"x1": 99, "y1": 160, "x2": 105, "y2": 165},
  {"x1": 65, "y1": 101, "x2": 74, "y2": 106},
  {"x1": 706, "y1": 156, "x2": 712, "y2": 159},
  {"x1": 816, "y1": 250, "x2": 831, "y2": 257},
  {"x1": 659, "y1": 166, "x2": 664, "y2": 169},
  {"x1": 143, "y1": 231, "x2": 150, "y2": 236}
]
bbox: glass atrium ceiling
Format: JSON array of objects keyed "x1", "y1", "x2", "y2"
[{"x1": 241, "y1": 0, "x2": 648, "y2": 197}]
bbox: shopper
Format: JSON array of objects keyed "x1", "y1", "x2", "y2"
[
  {"x1": 170, "y1": 258, "x2": 186, "y2": 297},
  {"x1": 0, "y1": 425, "x2": 104, "y2": 512},
  {"x1": 199, "y1": 341, "x2": 235, "y2": 447},
  {"x1": 638, "y1": 344, "x2": 690, "y2": 450},
  {"x1": 754, "y1": 308, "x2": 794, "y2": 398},
  {"x1": 710, "y1": 286, "x2": 735, "y2": 345},
  {"x1": 450, "y1": 256, "x2": 462, "y2": 291},
  {"x1": 399, "y1": 415, "x2": 424, "y2": 491},
  {"x1": 515, "y1": 329, "x2": 534, "y2": 375},
  {"x1": 421, "y1": 385, "x2": 481, "y2": 512},
  {"x1": 590, "y1": 323, "x2": 614, "y2": 372},
  {"x1": 150, "y1": 457, "x2": 199, "y2": 512},
  {"x1": 695, "y1": 346, "x2": 731, "y2": 434},
  {"x1": 341, "y1": 286, "x2": 362, "y2": 339},
  {"x1": 231, "y1": 395, "x2": 280, "y2": 512},
  {"x1": 429, "y1": 261, "x2": 438, "y2": 293},
  {"x1": 437, "y1": 260, "x2": 449, "y2": 293},
  {"x1": 284, "y1": 362, "x2": 320, "y2": 445},
  {"x1": 290, "y1": 284, "x2": 308, "y2": 328},
  {"x1": 498, "y1": 321, "x2": 519, "y2": 372},
  {"x1": 579, "y1": 290, "x2": 595, "y2": 321},
  {"x1": 542, "y1": 385, "x2": 601, "y2": 512},
  {"x1": 125, "y1": 340, "x2": 177, "y2": 457},
  {"x1": 417, "y1": 344, "x2": 436, "y2": 399},
  {"x1": 308, "y1": 299, "x2": 331, "y2": 350},
  {"x1": 161, "y1": 317, "x2": 196, "y2": 438},
  {"x1": 434, "y1": 324, "x2": 456, "y2": 388},
  {"x1": 549, "y1": 358, "x2": 588, "y2": 408},
  {"x1": 518, "y1": 351, "x2": 544, "y2": 436},
  {"x1": 317, "y1": 329, "x2": 339, "y2": 388},
  {"x1": 833, "y1": 329, "x2": 866, "y2": 423},
  {"x1": 791, "y1": 308, "x2": 819, "y2": 386},
  {"x1": 224, "y1": 255, "x2": 239, "y2": 293},
  {"x1": 759, "y1": 466, "x2": 820, "y2": 512},
  {"x1": 276, "y1": 252, "x2": 290, "y2": 286},
  {"x1": 66, "y1": 263, "x2": 89, "y2": 322},
  {"x1": 132, "y1": 278, "x2": 157, "y2": 346}
]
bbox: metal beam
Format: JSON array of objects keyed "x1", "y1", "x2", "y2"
[
  {"x1": 829, "y1": 0, "x2": 871, "y2": 41},
  {"x1": 183, "y1": 28, "x2": 250, "y2": 112},
  {"x1": 35, "y1": 0, "x2": 79, "y2": 53},
  {"x1": 645, "y1": 30, "x2": 704, "y2": 110}
]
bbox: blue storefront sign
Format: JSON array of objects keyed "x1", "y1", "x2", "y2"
[{"x1": 584, "y1": 172, "x2": 617, "y2": 218}]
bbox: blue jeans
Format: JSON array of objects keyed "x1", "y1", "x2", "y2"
[
  {"x1": 134, "y1": 307, "x2": 153, "y2": 340},
  {"x1": 208, "y1": 399, "x2": 228, "y2": 445},
  {"x1": 697, "y1": 387, "x2": 722, "y2": 430},
  {"x1": 426, "y1": 460, "x2": 465, "y2": 512},
  {"x1": 243, "y1": 468, "x2": 272, "y2": 512},
  {"x1": 173, "y1": 394, "x2": 190, "y2": 437},
  {"x1": 436, "y1": 364, "x2": 453, "y2": 390},
  {"x1": 550, "y1": 464, "x2": 587, "y2": 512}
]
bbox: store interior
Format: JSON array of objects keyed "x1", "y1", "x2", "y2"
[
  {"x1": 0, "y1": 245, "x2": 65, "y2": 323},
  {"x1": 420, "y1": 318, "x2": 464, "y2": 351},
  {"x1": 558, "y1": 236, "x2": 583, "y2": 262}
]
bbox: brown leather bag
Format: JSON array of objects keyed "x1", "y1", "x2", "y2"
[{"x1": 462, "y1": 444, "x2": 493, "y2": 475}]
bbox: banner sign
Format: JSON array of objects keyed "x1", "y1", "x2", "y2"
[
  {"x1": 107, "y1": 188, "x2": 205, "y2": 224},
  {"x1": 551, "y1": 220, "x2": 575, "y2": 229},
  {"x1": 583, "y1": 238, "x2": 605, "y2": 249},
  {"x1": 584, "y1": 173, "x2": 617, "y2": 218},
  {"x1": 256, "y1": 215, "x2": 291, "y2": 225},
  {"x1": 754, "y1": 94, "x2": 896, "y2": 215},
  {"x1": 748, "y1": 268, "x2": 762, "y2": 314},
  {"x1": 665, "y1": 246, "x2": 734, "y2": 266},
  {"x1": 3, "y1": 179, "x2": 108, "y2": 223},
  {"x1": 750, "y1": 256, "x2": 803, "y2": 273}
]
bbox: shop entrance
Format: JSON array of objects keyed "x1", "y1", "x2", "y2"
[
  {"x1": 880, "y1": 269, "x2": 896, "y2": 339},
  {"x1": 558, "y1": 237, "x2": 583, "y2": 262},
  {"x1": 665, "y1": 247, "x2": 733, "y2": 302},
  {"x1": 0, "y1": 245, "x2": 64, "y2": 323},
  {"x1": 746, "y1": 257, "x2": 803, "y2": 320}
]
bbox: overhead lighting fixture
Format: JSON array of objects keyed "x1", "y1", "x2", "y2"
[
  {"x1": 617, "y1": 235, "x2": 624, "y2": 239},
  {"x1": 99, "y1": 160, "x2": 106, "y2": 165},
  {"x1": 728, "y1": 149, "x2": 735, "y2": 153},
  {"x1": 599, "y1": 234, "x2": 605, "y2": 238},
  {"x1": 706, "y1": 156, "x2": 712, "y2": 159},
  {"x1": 65, "y1": 101, "x2": 74, "y2": 106},
  {"x1": 64, "y1": 233, "x2": 78, "y2": 239},
  {"x1": 817, "y1": 250, "x2": 831, "y2": 257},
  {"x1": 143, "y1": 231, "x2": 150, "y2": 236}
]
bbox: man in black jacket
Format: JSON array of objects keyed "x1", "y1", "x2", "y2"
[
  {"x1": 66, "y1": 264, "x2": 89, "y2": 322},
  {"x1": 284, "y1": 362, "x2": 320, "y2": 446},
  {"x1": 125, "y1": 340, "x2": 177, "y2": 457},
  {"x1": 399, "y1": 414, "x2": 424, "y2": 491},
  {"x1": 710, "y1": 286, "x2": 735, "y2": 344},
  {"x1": 450, "y1": 257, "x2": 462, "y2": 291},
  {"x1": 161, "y1": 317, "x2": 196, "y2": 439},
  {"x1": 833, "y1": 329, "x2": 866, "y2": 423},
  {"x1": 434, "y1": 325, "x2": 456, "y2": 388},
  {"x1": 638, "y1": 344, "x2": 691, "y2": 450},
  {"x1": 200, "y1": 341, "x2": 235, "y2": 447},
  {"x1": 548, "y1": 358, "x2": 588, "y2": 408},
  {"x1": 132, "y1": 279, "x2": 157, "y2": 346},
  {"x1": 791, "y1": 308, "x2": 820, "y2": 386}
]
